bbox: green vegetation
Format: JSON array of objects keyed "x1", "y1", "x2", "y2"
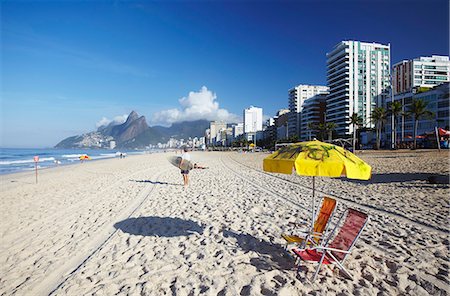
[
  {"x1": 349, "y1": 113, "x2": 362, "y2": 151},
  {"x1": 407, "y1": 99, "x2": 434, "y2": 149},
  {"x1": 371, "y1": 107, "x2": 387, "y2": 150}
]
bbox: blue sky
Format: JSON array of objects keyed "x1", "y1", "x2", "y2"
[{"x1": 1, "y1": 0, "x2": 448, "y2": 147}]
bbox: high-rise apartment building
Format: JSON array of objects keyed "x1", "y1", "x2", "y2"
[
  {"x1": 288, "y1": 85, "x2": 328, "y2": 138},
  {"x1": 393, "y1": 55, "x2": 450, "y2": 95},
  {"x1": 300, "y1": 93, "x2": 328, "y2": 140},
  {"x1": 232, "y1": 123, "x2": 244, "y2": 138},
  {"x1": 243, "y1": 106, "x2": 263, "y2": 133},
  {"x1": 326, "y1": 41, "x2": 391, "y2": 136},
  {"x1": 264, "y1": 109, "x2": 290, "y2": 142},
  {"x1": 209, "y1": 121, "x2": 226, "y2": 144}
]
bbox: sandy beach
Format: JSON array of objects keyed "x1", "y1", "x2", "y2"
[{"x1": 1, "y1": 150, "x2": 449, "y2": 296}]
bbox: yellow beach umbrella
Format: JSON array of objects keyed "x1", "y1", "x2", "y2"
[
  {"x1": 79, "y1": 155, "x2": 91, "y2": 160},
  {"x1": 294, "y1": 141, "x2": 371, "y2": 180},
  {"x1": 263, "y1": 140, "x2": 371, "y2": 231},
  {"x1": 264, "y1": 140, "x2": 371, "y2": 179}
]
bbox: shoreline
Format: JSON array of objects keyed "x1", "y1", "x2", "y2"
[{"x1": 0, "y1": 148, "x2": 167, "y2": 177}]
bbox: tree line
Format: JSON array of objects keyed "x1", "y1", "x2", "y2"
[{"x1": 230, "y1": 98, "x2": 435, "y2": 151}]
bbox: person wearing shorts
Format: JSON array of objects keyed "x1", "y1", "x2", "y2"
[{"x1": 179, "y1": 147, "x2": 191, "y2": 188}]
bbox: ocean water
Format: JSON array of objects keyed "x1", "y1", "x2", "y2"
[{"x1": 0, "y1": 148, "x2": 149, "y2": 175}]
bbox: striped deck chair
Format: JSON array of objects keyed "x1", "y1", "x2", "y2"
[
  {"x1": 293, "y1": 208, "x2": 369, "y2": 282},
  {"x1": 282, "y1": 196, "x2": 337, "y2": 249}
]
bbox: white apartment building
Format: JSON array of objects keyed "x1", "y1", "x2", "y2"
[
  {"x1": 209, "y1": 121, "x2": 226, "y2": 144},
  {"x1": 326, "y1": 40, "x2": 391, "y2": 136},
  {"x1": 243, "y1": 106, "x2": 263, "y2": 133},
  {"x1": 300, "y1": 93, "x2": 328, "y2": 141},
  {"x1": 393, "y1": 55, "x2": 450, "y2": 95},
  {"x1": 232, "y1": 123, "x2": 244, "y2": 138},
  {"x1": 288, "y1": 85, "x2": 328, "y2": 138}
]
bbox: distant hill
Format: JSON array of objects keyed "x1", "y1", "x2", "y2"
[
  {"x1": 55, "y1": 111, "x2": 210, "y2": 149},
  {"x1": 153, "y1": 120, "x2": 210, "y2": 142}
]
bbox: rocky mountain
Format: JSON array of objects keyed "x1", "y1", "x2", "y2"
[
  {"x1": 109, "y1": 111, "x2": 149, "y2": 143},
  {"x1": 55, "y1": 111, "x2": 210, "y2": 149}
]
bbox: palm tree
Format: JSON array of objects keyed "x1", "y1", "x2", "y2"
[
  {"x1": 407, "y1": 99, "x2": 434, "y2": 149},
  {"x1": 390, "y1": 101, "x2": 402, "y2": 149},
  {"x1": 371, "y1": 107, "x2": 387, "y2": 149},
  {"x1": 325, "y1": 122, "x2": 337, "y2": 141},
  {"x1": 307, "y1": 122, "x2": 315, "y2": 140},
  {"x1": 349, "y1": 113, "x2": 362, "y2": 152},
  {"x1": 314, "y1": 123, "x2": 325, "y2": 141}
]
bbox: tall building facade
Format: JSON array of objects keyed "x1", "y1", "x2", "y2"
[
  {"x1": 287, "y1": 85, "x2": 328, "y2": 138},
  {"x1": 209, "y1": 121, "x2": 226, "y2": 144},
  {"x1": 300, "y1": 93, "x2": 328, "y2": 140},
  {"x1": 326, "y1": 41, "x2": 391, "y2": 136},
  {"x1": 393, "y1": 55, "x2": 450, "y2": 95},
  {"x1": 243, "y1": 106, "x2": 263, "y2": 133},
  {"x1": 232, "y1": 123, "x2": 244, "y2": 138},
  {"x1": 265, "y1": 109, "x2": 289, "y2": 142}
]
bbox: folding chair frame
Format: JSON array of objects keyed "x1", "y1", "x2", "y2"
[
  {"x1": 294, "y1": 209, "x2": 370, "y2": 282},
  {"x1": 283, "y1": 197, "x2": 338, "y2": 250}
]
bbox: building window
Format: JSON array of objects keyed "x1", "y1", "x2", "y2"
[{"x1": 438, "y1": 110, "x2": 449, "y2": 118}]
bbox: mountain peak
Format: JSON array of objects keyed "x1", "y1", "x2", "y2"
[{"x1": 124, "y1": 111, "x2": 139, "y2": 123}]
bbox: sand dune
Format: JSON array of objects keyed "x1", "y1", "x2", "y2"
[{"x1": 0, "y1": 150, "x2": 448, "y2": 295}]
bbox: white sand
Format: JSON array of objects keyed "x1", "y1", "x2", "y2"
[{"x1": 0, "y1": 150, "x2": 449, "y2": 295}]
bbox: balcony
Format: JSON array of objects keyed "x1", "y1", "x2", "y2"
[
  {"x1": 327, "y1": 67, "x2": 349, "y2": 80},
  {"x1": 327, "y1": 103, "x2": 348, "y2": 112},
  {"x1": 327, "y1": 92, "x2": 348, "y2": 102},
  {"x1": 328, "y1": 75, "x2": 349, "y2": 87},
  {"x1": 327, "y1": 55, "x2": 350, "y2": 69},
  {"x1": 329, "y1": 85, "x2": 349, "y2": 94},
  {"x1": 327, "y1": 48, "x2": 348, "y2": 64}
]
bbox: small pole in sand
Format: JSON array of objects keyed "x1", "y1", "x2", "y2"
[
  {"x1": 435, "y1": 126, "x2": 441, "y2": 153},
  {"x1": 34, "y1": 156, "x2": 39, "y2": 184}
]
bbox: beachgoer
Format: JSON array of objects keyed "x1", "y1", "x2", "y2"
[
  {"x1": 179, "y1": 147, "x2": 191, "y2": 188},
  {"x1": 194, "y1": 163, "x2": 208, "y2": 169}
]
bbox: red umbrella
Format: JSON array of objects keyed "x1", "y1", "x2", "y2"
[{"x1": 438, "y1": 128, "x2": 450, "y2": 137}]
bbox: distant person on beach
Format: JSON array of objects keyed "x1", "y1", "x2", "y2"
[
  {"x1": 179, "y1": 147, "x2": 191, "y2": 188},
  {"x1": 194, "y1": 163, "x2": 208, "y2": 169}
]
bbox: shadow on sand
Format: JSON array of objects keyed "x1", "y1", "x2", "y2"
[
  {"x1": 343, "y1": 173, "x2": 450, "y2": 184},
  {"x1": 129, "y1": 180, "x2": 181, "y2": 186},
  {"x1": 222, "y1": 230, "x2": 293, "y2": 271},
  {"x1": 114, "y1": 216, "x2": 204, "y2": 237}
]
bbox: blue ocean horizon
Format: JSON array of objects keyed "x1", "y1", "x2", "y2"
[{"x1": 0, "y1": 148, "x2": 151, "y2": 175}]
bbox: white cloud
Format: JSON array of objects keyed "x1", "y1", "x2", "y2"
[
  {"x1": 113, "y1": 114, "x2": 128, "y2": 124},
  {"x1": 96, "y1": 117, "x2": 111, "y2": 128},
  {"x1": 96, "y1": 114, "x2": 128, "y2": 128},
  {"x1": 151, "y1": 86, "x2": 241, "y2": 126}
]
